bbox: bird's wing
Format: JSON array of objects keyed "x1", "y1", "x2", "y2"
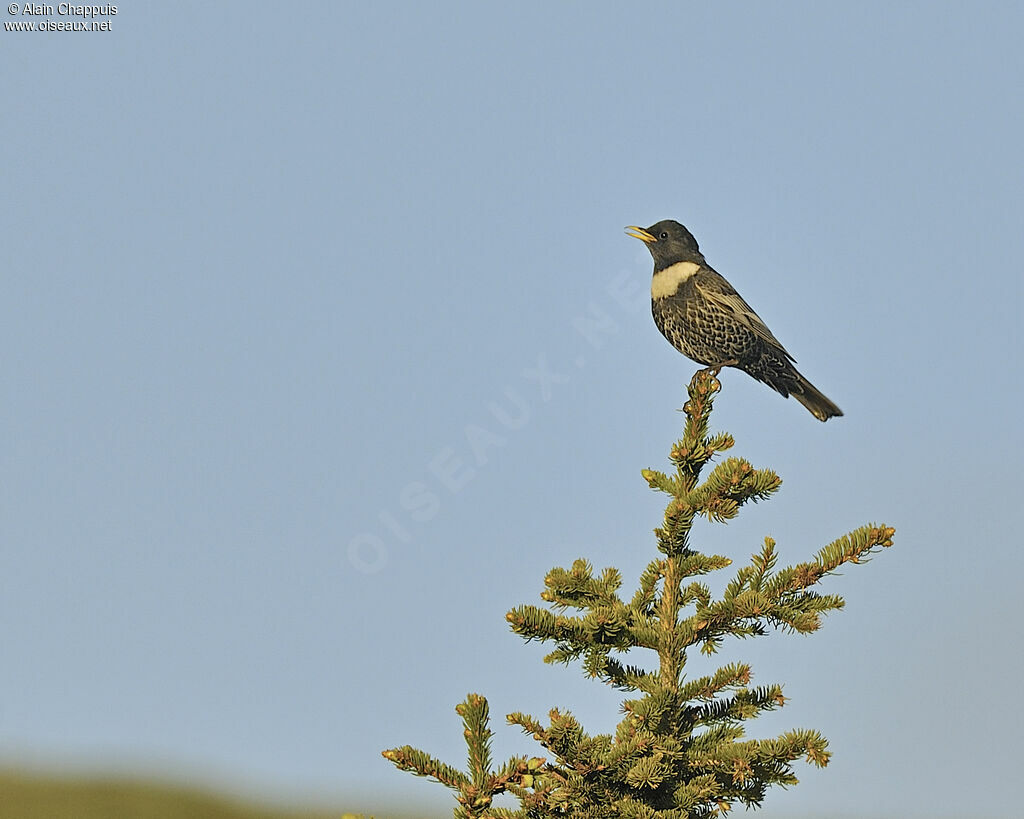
[{"x1": 695, "y1": 269, "x2": 796, "y2": 362}]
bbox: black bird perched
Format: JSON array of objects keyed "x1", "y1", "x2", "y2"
[{"x1": 626, "y1": 220, "x2": 843, "y2": 421}]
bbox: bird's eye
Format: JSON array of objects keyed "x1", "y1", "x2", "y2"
[{"x1": 660, "y1": 232, "x2": 668, "y2": 239}]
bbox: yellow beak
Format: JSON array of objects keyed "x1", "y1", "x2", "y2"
[{"x1": 625, "y1": 225, "x2": 656, "y2": 244}]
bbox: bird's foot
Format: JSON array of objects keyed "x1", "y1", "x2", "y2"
[{"x1": 704, "y1": 360, "x2": 738, "y2": 377}]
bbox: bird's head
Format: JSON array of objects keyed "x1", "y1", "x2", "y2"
[{"x1": 625, "y1": 220, "x2": 704, "y2": 268}]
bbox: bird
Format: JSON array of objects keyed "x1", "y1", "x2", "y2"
[{"x1": 626, "y1": 220, "x2": 843, "y2": 421}]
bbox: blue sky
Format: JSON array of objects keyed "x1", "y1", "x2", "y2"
[{"x1": 2, "y1": 3, "x2": 1021, "y2": 817}]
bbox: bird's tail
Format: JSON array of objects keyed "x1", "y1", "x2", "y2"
[{"x1": 791, "y1": 371, "x2": 843, "y2": 422}]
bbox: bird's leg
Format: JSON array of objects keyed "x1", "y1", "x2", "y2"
[{"x1": 705, "y1": 360, "x2": 739, "y2": 377}]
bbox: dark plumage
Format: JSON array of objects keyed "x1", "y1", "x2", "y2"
[{"x1": 626, "y1": 220, "x2": 843, "y2": 422}]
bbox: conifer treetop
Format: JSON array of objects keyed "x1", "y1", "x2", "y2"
[{"x1": 385, "y1": 370, "x2": 894, "y2": 818}]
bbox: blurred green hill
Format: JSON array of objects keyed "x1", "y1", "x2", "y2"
[{"x1": 0, "y1": 768, "x2": 380, "y2": 819}]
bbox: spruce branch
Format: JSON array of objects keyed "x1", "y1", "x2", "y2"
[
  {"x1": 382, "y1": 694, "x2": 543, "y2": 819},
  {"x1": 380, "y1": 745, "x2": 469, "y2": 791}
]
